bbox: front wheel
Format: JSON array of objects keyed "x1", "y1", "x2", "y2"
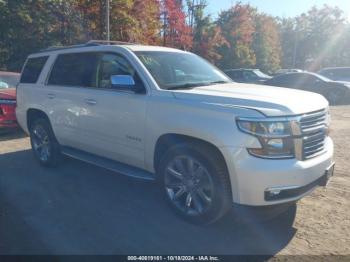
[
  {"x1": 29, "y1": 118, "x2": 61, "y2": 167},
  {"x1": 159, "y1": 143, "x2": 232, "y2": 225}
]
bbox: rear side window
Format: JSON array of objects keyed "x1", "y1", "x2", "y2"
[
  {"x1": 20, "y1": 56, "x2": 49, "y2": 84},
  {"x1": 48, "y1": 53, "x2": 99, "y2": 87}
]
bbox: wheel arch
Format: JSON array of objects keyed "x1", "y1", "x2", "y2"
[
  {"x1": 26, "y1": 108, "x2": 51, "y2": 130},
  {"x1": 153, "y1": 134, "x2": 229, "y2": 176}
]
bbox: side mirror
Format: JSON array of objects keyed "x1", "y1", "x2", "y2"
[
  {"x1": 110, "y1": 75, "x2": 145, "y2": 94},
  {"x1": 111, "y1": 75, "x2": 135, "y2": 89}
]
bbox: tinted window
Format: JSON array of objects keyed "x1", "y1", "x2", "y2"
[
  {"x1": 48, "y1": 53, "x2": 99, "y2": 87},
  {"x1": 226, "y1": 71, "x2": 241, "y2": 79},
  {"x1": 243, "y1": 71, "x2": 258, "y2": 80},
  {"x1": 267, "y1": 74, "x2": 292, "y2": 86},
  {"x1": 20, "y1": 56, "x2": 48, "y2": 84},
  {"x1": 98, "y1": 53, "x2": 139, "y2": 89}
]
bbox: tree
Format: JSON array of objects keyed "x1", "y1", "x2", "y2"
[
  {"x1": 75, "y1": 0, "x2": 106, "y2": 40},
  {"x1": 0, "y1": 0, "x2": 84, "y2": 71},
  {"x1": 189, "y1": 0, "x2": 226, "y2": 63},
  {"x1": 216, "y1": 3, "x2": 256, "y2": 69},
  {"x1": 162, "y1": 0, "x2": 192, "y2": 50},
  {"x1": 278, "y1": 17, "x2": 296, "y2": 69},
  {"x1": 131, "y1": 0, "x2": 162, "y2": 44},
  {"x1": 253, "y1": 14, "x2": 281, "y2": 73},
  {"x1": 75, "y1": 0, "x2": 138, "y2": 42},
  {"x1": 278, "y1": 5, "x2": 350, "y2": 71}
]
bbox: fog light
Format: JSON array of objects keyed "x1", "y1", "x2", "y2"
[
  {"x1": 269, "y1": 189, "x2": 281, "y2": 196},
  {"x1": 265, "y1": 189, "x2": 282, "y2": 201}
]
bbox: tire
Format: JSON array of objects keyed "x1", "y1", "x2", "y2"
[
  {"x1": 158, "y1": 143, "x2": 232, "y2": 225},
  {"x1": 29, "y1": 118, "x2": 61, "y2": 167}
]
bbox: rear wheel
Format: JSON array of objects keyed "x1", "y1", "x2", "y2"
[
  {"x1": 159, "y1": 143, "x2": 232, "y2": 225},
  {"x1": 29, "y1": 118, "x2": 61, "y2": 167}
]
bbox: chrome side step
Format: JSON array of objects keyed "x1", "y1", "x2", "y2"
[{"x1": 61, "y1": 147, "x2": 155, "y2": 181}]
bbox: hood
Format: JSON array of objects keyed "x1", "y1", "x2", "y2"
[
  {"x1": 172, "y1": 83, "x2": 328, "y2": 116},
  {"x1": 0, "y1": 88, "x2": 16, "y2": 100}
]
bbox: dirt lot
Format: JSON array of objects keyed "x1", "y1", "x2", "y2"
[
  {"x1": 0, "y1": 106, "x2": 349, "y2": 256},
  {"x1": 280, "y1": 106, "x2": 350, "y2": 255}
]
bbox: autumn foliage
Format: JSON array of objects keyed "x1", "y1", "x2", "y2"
[
  {"x1": 162, "y1": 0, "x2": 192, "y2": 49},
  {"x1": 0, "y1": 1, "x2": 349, "y2": 73}
]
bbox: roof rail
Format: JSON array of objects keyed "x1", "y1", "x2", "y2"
[
  {"x1": 38, "y1": 40, "x2": 137, "y2": 53},
  {"x1": 39, "y1": 43, "x2": 100, "y2": 53},
  {"x1": 87, "y1": 40, "x2": 138, "y2": 45}
]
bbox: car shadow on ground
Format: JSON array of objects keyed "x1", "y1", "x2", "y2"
[
  {"x1": 0, "y1": 129, "x2": 27, "y2": 142},
  {"x1": 0, "y1": 149, "x2": 297, "y2": 255}
]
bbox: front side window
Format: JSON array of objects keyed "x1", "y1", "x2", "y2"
[
  {"x1": 48, "y1": 53, "x2": 99, "y2": 87},
  {"x1": 136, "y1": 51, "x2": 231, "y2": 90},
  {"x1": 20, "y1": 56, "x2": 49, "y2": 84},
  {"x1": 98, "y1": 53, "x2": 139, "y2": 89}
]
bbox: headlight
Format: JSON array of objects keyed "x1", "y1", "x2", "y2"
[{"x1": 236, "y1": 118, "x2": 294, "y2": 159}]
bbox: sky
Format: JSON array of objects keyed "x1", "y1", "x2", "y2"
[{"x1": 207, "y1": 0, "x2": 350, "y2": 20}]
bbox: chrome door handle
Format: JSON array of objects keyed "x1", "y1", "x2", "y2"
[
  {"x1": 47, "y1": 93, "x2": 56, "y2": 99},
  {"x1": 85, "y1": 99, "x2": 97, "y2": 105}
]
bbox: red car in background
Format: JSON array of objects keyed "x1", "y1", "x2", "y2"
[{"x1": 0, "y1": 71, "x2": 20, "y2": 132}]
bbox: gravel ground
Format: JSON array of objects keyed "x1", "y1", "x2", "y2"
[
  {"x1": 0, "y1": 106, "x2": 349, "y2": 256},
  {"x1": 279, "y1": 106, "x2": 350, "y2": 255}
]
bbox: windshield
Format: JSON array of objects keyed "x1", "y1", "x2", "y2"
[
  {"x1": 135, "y1": 51, "x2": 231, "y2": 90},
  {"x1": 0, "y1": 75, "x2": 19, "y2": 88}
]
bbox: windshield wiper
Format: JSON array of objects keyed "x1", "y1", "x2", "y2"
[
  {"x1": 166, "y1": 81, "x2": 230, "y2": 90},
  {"x1": 204, "y1": 80, "x2": 230, "y2": 85},
  {"x1": 166, "y1": 83, "x2": 205, "y2": 90}
]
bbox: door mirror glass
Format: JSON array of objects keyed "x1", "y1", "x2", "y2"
[{"x1": 111, "y1": 75, "x2": 135, "y2": 89}]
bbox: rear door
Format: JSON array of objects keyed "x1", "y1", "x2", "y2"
[{"x1": 45, "y1": 52, "x2": 99, "y2": 148}]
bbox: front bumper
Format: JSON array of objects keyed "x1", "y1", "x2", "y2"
[
  {"x1": 264, "y1": 162, "x2": 334, "y2": 201},
  {"x1": 220, "y1": 137, "x2": 334, "y2": 206}
]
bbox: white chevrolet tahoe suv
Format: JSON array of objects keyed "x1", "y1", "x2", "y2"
[{"x1": 16, "y1": 41, "x2": 335, "y2": 224}]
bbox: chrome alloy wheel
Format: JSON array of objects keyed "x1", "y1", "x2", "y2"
[
  {"x1": 164, "y1": 156, "x2": 215, "y2": 216},
  {"x1": 32, "y1": 125, "x2": 51, "y2": 162}
]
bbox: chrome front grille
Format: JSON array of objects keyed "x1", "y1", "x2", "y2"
[{"x1": 299, "y1": 109, "x2": 328, "y2": 160}]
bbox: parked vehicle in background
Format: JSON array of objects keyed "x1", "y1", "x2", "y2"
[
  {"x1": 274, "y1": 69, "x2": 304, "y2": 75},
  {"x1": 318, "y1": 67, "x2": 350, "y2": 82},
  {"x1": 16, "y1": 41, "x2": 334, "y2": 225},
  {"x1": 0, "y1": 72, "x2": 19, "y2": 132},
  {"x1": 224, "y1": 69, "x2": 271, "y2": 84},
  {"x1": 264, "y1": 72, "x2": 350, "y2": 105},
  {"x1": 0, "y1": 71, "x2": 20, "y2": 89}
]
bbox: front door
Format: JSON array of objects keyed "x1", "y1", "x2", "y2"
[{"x1": 77, "y1": 52, "x2": 148, "y2": 169}]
